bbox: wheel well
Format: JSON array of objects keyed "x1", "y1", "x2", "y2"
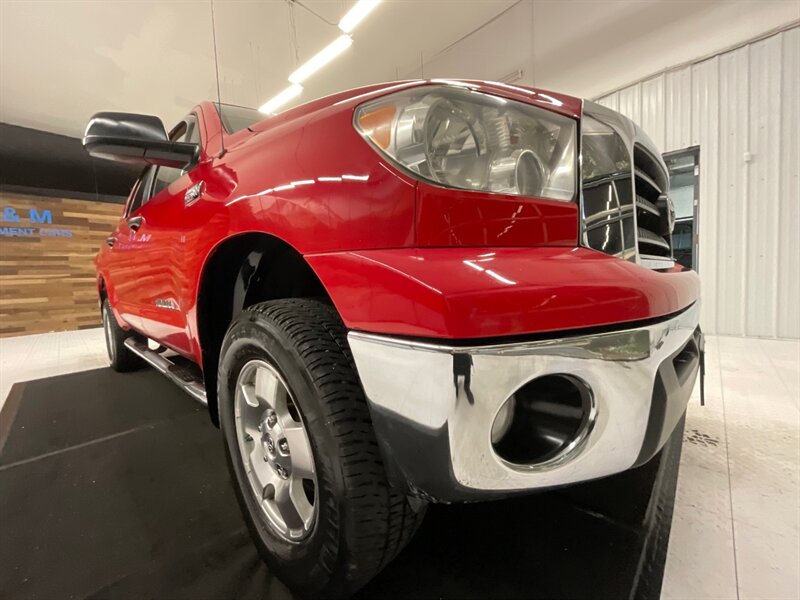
[
  {"x1": 196, "y1": 233, "x2": 329, "y2": 425},
  {"x1": 98, "y1": 277, "x2": 107, "y2": 305}
]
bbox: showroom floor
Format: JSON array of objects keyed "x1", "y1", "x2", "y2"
[{"x1": 0, "y1": 330, "x2": 798, "y2": 599}]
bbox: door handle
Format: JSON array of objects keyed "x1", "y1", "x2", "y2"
[
  {"x1": 106, "y1": 236, "x2": 116, "y2": 247},
  {"x1": 127, "y1": 216, "x2": 144, "y2": 231}
]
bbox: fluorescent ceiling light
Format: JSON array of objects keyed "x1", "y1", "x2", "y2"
[
  {"x1": 338, "y1": 0, "x2": 381, "y2": 34},
  {"x1": 259, "y1": 83, "x2": 303, "y2": 114},
  {"x1": 288, "y1": 35, "x2": 352, "y2": 84}
]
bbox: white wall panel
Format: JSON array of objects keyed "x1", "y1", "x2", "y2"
[
  {"x1": 597, "y1": 27, "x2": 800, "y2": 338},
  {"x1": 596, "y1": 91, "x2": 619, "y2": 112},
  {"x1": 716, "y1": 46, "x2": 750, "y2": 336},
  {"x1": 617, "y1": 85, "x2": 642, "y2": 125},
  {"x1": 746, "y1": 35, "x2": 783, "y2": 337},
  {"x1": 640, "y1": 74, "x2": 666, "y2": 151},
  {"x1": 691, "y1": 57, "x2": 721, "y2": 334},
  {"x1": 777, "y1": 28, "x2": 800, "y2": 339},
  {"x1": 665, "y1": 67, "x2": 693, "y2": 150}
]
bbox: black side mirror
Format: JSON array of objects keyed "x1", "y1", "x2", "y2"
[{"x1": 83, "y1": 112, "x2": 199, "y2": 169}]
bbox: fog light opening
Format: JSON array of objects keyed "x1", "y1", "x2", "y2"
[
  {"x1": 490, "y1": 395, "x2": 515, "y2": 444},
  {"x1": 491, "y1": 375, "x2": 594, "y2": 466}
]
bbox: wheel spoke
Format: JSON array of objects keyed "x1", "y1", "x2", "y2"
[
  {"x1": 240, "y1": 383, "x2": 259, "y2": 408},
  {"x1": 289, "y1": 477, "x2": 315, "y2": 529},
  {"x1": 255, "y1": 366, "x2": 280, "y2": 410},
  {"x1": 283, "y1": 423, "x2": 315, "y2": 478},
  {"x1": 273, "y1": 477, "x2": 314, "y2": 533},
  {"x1": 260, "y1": 472, "x2": 279, "y2": 501},
  {"x1": 247, "y1": 443, "x2": 271, "y2": 485},
  {"x1": 272, "y1": 478, "x2": 301, "y2": 530},
  {"x1": 241, "y1": 419, "x2": 260, "y2": 441}
]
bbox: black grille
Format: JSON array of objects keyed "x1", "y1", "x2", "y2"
[
  {"x1": 633, "y1": 145, "x2": 672, "y2": 259},
  {"x1": 581, "y1": 174, "x2": 635, "y2": 258}
]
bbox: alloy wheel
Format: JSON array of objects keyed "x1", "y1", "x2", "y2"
[
  {"x1": 102, "y1": 306, "x2": 115, "y2": 363},
  {"x1": 234, "y1": 359, "x2": 317, "y2": 541}
]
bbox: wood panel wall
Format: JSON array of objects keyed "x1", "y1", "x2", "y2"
[{"x1": 0, "y1": 191, "x2": 123, "y2": 337}]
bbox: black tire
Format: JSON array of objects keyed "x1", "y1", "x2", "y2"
[
  {"x1": 218, "y1": 299, "x2": 426, "y2": 598},
  {"x1": 101, "y1": 299, "x2": 144, "y2": 372}
]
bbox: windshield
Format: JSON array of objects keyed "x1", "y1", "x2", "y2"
[{"x1": 215, "y1": 103, "x2": 263, "y2": 134}]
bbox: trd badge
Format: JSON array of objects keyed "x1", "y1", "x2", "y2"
[
  {"x1": 154, "y1": 298, "x2": 179, "y2": 310},
  {"x1": 184, "y1": 181, "x2": 204, "y2": 206}
]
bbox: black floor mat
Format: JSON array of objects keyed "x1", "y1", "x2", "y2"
[{"x1": 0, "y1": 367, "x2": 683, "y2": 599}]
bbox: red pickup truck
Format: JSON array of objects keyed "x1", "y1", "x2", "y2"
[{"x1": 85, "y1": 80, "x2": 702, "y2": 598}]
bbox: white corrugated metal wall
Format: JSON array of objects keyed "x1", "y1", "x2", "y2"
[{"x1": 596, "y1": 27, "x2": 799, "y2": 339}]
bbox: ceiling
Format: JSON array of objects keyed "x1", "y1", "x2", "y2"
[{"x1": 0, "y1": 0, "x2": 516, "y2": 137}]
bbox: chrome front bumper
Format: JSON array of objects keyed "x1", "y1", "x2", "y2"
[{"x1": 348, "y1": 303, "x2": 701, "y2": 502}]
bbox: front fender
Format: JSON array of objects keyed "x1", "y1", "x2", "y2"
[{"x1": 305, "y1": 247, "x2": 700, "y2": 340}]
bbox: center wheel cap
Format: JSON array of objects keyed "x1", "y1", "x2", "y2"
[{"x1": 261, "y1": 412, "x2": 291, "y2": 478}]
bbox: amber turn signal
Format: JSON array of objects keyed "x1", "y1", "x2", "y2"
[{"x1": 356, "y1": 104, "x2": 396, "y2": 149}]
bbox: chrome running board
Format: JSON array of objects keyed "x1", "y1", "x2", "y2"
[{"x1": 123, "y1": 338, "x2": 207, "y2": 406}]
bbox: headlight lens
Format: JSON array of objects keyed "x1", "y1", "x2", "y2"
[{"x1": 354, "y1": 85, "x2": 576, "y2": 201}]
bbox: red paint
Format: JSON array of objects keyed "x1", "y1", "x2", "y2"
[
  {"x1": 416, "y1": 182, "x2": 578, "y2": 247},
  {"x1": 305, "y1": 247, "x2": 700, "y2": 339},
  {"x1": 96, "y1": 80, "x2": 699, "y2": 368}
]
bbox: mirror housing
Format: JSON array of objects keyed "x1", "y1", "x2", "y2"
[{"x1": 82, "y1": 112, "x2": 199, "y2": 169}]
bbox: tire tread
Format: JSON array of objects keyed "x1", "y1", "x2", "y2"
[{"x1": 240, "y1": 299, "x2": 424, "y2": 594}]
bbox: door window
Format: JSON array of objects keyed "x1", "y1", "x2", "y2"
[
  {"x1": 215, "y1": 103, "x2": 262, "y2": 134},
  {"x1": 126, "y1": 166, "x2": 156, "y2": 216},
  {"x1": 151, "y1": 163, "x2": 183, "y2": 198},
  {"x1": 150, "y1": 115, "x2": 200, "y2": 198}
]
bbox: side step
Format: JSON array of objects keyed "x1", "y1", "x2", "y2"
[{"x1": 123, "y1": 338, "x2": 207, "y2": 406}]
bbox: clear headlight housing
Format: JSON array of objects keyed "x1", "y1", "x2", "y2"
[{"x1": 354, "y1": 85, "x2": 577, "y2": 201}]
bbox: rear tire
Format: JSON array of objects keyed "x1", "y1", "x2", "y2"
[
  {"x1": 218, "y1": 299, "x2": 425, "y2": 599},
  {"x1": 102, "y1": 299, "x2": 143, "y2": 372}
]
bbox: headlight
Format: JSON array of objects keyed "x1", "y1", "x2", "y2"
[{"x1": 354, "y1": 85, "x2": 577, "y2": 201}]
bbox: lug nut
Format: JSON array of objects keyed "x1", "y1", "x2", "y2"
[
  {"x1": 275, "y1": 464, "x2": 289, "y2": 479},
  {"x1": 267, "y1": 412, "x2": 277, "y2": 428},
  {"x1": 279, "y1": 439, "x2": 289, "y2": 454}
]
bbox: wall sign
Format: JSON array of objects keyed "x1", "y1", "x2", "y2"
[
  {"x1": 0, "y1": 206, "x2": 74, "y2": 237},
  {"x1": 0, "y1": 191, "x2": 123, "y2": 337}
]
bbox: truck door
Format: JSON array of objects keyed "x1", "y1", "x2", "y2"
[
  {"x1": 126, "y1": 116, "x2": 201, "y2": 356},
  {"x1": 105, "y1": 167, "x2": 156, "y2": 332}
]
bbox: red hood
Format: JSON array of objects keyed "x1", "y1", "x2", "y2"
[{"x1": 242, "y1": 79, "x2": 582, "y2": 137}]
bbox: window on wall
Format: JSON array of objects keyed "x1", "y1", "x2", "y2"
[{"x1": 664, "y1": 147, "x2": 700, "y2": 271}]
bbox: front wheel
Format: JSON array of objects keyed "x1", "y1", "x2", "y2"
[
  {"x1": 101, "y1": 299, "x2": 143, "y2": 372},
  {"x1": 218, "y1": 299, "x2": 425, "y2": 598}
]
